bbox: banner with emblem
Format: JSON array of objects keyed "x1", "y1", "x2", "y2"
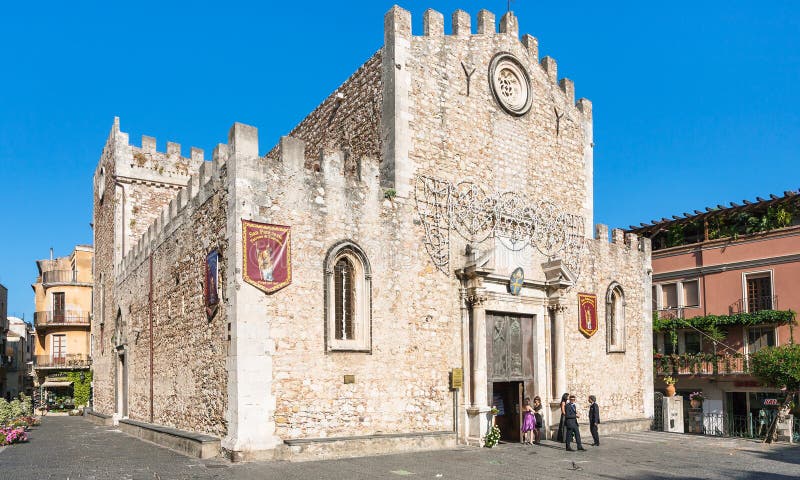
[
  {"x1": 578, "y1": 293, "x2": 598, "y2": 337},
  {"x1": 242, "y1": 220, "x2": 292, "y2": 294}
]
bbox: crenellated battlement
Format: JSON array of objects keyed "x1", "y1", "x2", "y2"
[
  {"x1": 116, "y1": 140, "x2": 228, "y2": 283},
  {"x1": 126, "y1": 133, "x2": 204, "y2": 183},
  {"x1": 114, "y1": 120, "x2": 383, "y2": 284},
  {"x1": 593, "y1": 223, "x2": 651, "y2": 256},
  {"x1": 388, "y1": 6, "x2": 589, "y2": 113}
]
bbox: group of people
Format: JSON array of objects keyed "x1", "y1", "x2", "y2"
[
  {"x1": 520, "y1": 393, "x2": 600, "y2": 451},
  {"x1": 520, "y1": 396, "x2": 544, "y2": 444}
]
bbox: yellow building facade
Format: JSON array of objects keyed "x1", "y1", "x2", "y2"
[{"x1": 32, "y1": 245, "x2": 93, "y2": 409}]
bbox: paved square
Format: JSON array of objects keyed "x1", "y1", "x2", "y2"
[{"x1": 0, "y1": 418, "x2": 797, "y2": 479}]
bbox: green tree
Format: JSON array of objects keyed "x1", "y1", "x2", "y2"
[{"x1": 749, "y1": 344, "x2": 800, "y2": 443}]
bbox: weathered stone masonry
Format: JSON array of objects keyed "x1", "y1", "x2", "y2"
[{"x1": 92, "y1": 5, "x2": 652, "y2": 461}]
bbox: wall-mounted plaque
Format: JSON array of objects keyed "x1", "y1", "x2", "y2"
[
  {"x1": 451, "y1": 368, "x2": 463, "y2": 390},
  {"x1": 509, "y1": 267, "x2": 524, "y2": 295}
]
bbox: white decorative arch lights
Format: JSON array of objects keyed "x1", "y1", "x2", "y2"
[
  {"x1": 324, "y1": 241, "x2": 372, "y2": 352},
  {"x1": 606, "y1": 282, "x2": 626, "y2": 353},
  {"x1": 414, "y1": 175, "x2": 587, "y2": 281}
]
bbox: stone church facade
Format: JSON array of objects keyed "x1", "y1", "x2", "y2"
[{"x1": 91, "y1": 6, "x2": 653, "y2": 461}]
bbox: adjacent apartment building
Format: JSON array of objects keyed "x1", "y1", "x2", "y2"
[
  {"x1": 4, "y1": 317, "x2": 34, "y2": 399},
  {"x1": 627, "y1": 190, "x2": 799, "y2": 435},
  {"x1": 32, "y1": 246, "x2": 93, "y2": 408}
]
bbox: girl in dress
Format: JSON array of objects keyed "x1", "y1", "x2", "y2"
[
  {"x1": 521, "y1": 397, "x2": 536, "y2": 444},
  {"x1": 532, "y1": 396, "x2": 543, "y2": 444}
]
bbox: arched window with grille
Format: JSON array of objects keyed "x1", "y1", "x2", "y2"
[
  {"x1": 606, "y1": 282, "x2": 626, "y2": 353},
  {"x1": 325, "y1": 241, "x2": 371, "y2": 352}
]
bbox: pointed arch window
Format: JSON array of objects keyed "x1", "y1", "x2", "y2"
[
  {"x1": 606, "y1": 282, "x2": 626, "y2": 353},
  {"x1": 325, "y1": 241, "x2": 371, "y2": 352}
]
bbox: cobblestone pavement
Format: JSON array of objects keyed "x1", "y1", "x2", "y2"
[{"x1": 0, "y1": 417, "x2": 798, "y2": 479}]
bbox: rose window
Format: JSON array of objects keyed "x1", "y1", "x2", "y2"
[{"x1": 489, "y1": 53, "x2": 532, "y2": 116}]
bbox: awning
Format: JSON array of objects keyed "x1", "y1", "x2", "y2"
[{"x1": 41, "y1": 381, "x2": 73, "y2": 388}]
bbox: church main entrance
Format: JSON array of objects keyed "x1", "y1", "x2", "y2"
[{"x1": 487, "y1": 313, "x2": 535, "y2": 442}]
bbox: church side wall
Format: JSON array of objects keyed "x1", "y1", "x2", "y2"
[
  {"x1": 107, "y1": 162, "x2": 229, "y2": 438},
  {"x1": 568, "y1": 232, "x2": 654, "y2": 422},
  {"x1": 250, "y1": 145, "x2": 462, "y2": 440},
  {"x1": 92, "y1": 128, "x2": 123, "y2": 415}
]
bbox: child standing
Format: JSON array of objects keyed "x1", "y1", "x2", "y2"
[{"x1": 521, "y1": 397, "x2": 536, "y2": 444}]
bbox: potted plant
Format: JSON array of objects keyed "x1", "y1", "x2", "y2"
[
  {"x1": 689, "y1": 391, "x2": 704, "y2": 408},
  {"x1": 663, "y1": 376, "x2": 677, "y2": 397}
]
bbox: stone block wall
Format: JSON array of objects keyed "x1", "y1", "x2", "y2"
[
  {"x1": 401, "y1": 8, "x2": 592, "y2": 227},
  {"x1": 265, "y1": 51, "x2": 383, "y2": 171},
  {"x1": 248, "y1": 136, "x2": 463, "y2": 440},
  {"x1": 111, "y1": 157, "x2": 229, "y2": 437},
  {"x1": 564, "y1": 230, "x2": 653, "y2": 421},
  {"x1": 92, "y1": 119, "x2": 229, "y2": 437}
]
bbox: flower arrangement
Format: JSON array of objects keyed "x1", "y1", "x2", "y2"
[
  {"x1": 490, "y1": 407, "x2": 499, "y2": 415},
  {"x1": 689, "y1": 391, "x2": 705, "y2": 402},
  {"x1": 663, "y1": 376, "x2": 677, "y2": 386},
  {"x1": 8, "y1": 416, "x2": 40, "y2": 429},
  {"x1": 0, "y1": 427, "x2": 28, "y2": 446},
  {"x1": 485, "y1": 425, "x2": 501, "y2": 448}
]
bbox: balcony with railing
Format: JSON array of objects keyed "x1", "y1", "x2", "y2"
[
  {"x1": 730, "y1": 295, "x2": 778, "y2": 314},
  {"x1": 41, "y1": 269, "x2": 84, "y2": 286},
  {"x1": 34, "y1": 310, "x2": 91, "y2": 330},
  {"x1": 34, "y1": 354, "x2": 91, "y2": 369},
  {"x1": 654, "y1": 353, "x2": 750, "y2": 376}
]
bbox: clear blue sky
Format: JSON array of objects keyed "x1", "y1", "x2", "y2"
[{"x1": 1, "y1": 1, "x2": 798, "y2": 320}]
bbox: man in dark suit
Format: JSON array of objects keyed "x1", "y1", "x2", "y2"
[
  {"x1": 588, "y1": 395, "x2": 600, "y2": 446},
  {"x1": 565, "y1": 395, "x2": 586, "y2": 451}
]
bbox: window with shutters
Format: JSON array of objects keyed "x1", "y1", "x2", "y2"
[
  {"x1": 744, "y1": 272, "x2": 773, "y2": 313},
  {"x1": 325, "y1": 241, "x2": 371, "y2": 352}
]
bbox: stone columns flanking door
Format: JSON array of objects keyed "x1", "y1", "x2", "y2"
[{"x1": 465, "y1": 287, "x2": 492, "y2": 445}]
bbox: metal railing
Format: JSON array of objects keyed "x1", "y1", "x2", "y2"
[
  {"x1": 657, "y1": 307, "x2": 684, "y2": 319},
  {"x1": 41, "y1": 269, "x2": 80, "y2": 285},
  {"x1": 698, "y1": 411, "x2": 777, "y2": 438},
  {"x1": 730, "y1": 295, "x2": 778, "y2": 314},
  {"x1": 654, "y1": 353, "x2": 750, "y2": 376},
  {"x1": 34, "y1": 310, "x2": 91, "y2": 328},
  {"x1": 34, "y1": 354, "x2": 91, "y2": 369}
]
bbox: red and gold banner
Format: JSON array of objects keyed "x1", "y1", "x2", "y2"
[
  {"x1": 578, "y1": 293, "x2": 598, "y2": 338},
  {"x1": 242, "y1": 220, "x2": 291, "y2": 294}
]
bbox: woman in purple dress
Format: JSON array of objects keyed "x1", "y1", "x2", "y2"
[{"x1": 521, "y1": 397, "x2": 536, "y2": 444}]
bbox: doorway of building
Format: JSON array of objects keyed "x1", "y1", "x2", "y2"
[
  {"x1": 492, "y1": 381, "x2": 523, "y2": 442},
  {"x1": 116, "y1": 352, "x2": 128, "y2": 417},
  {"x1": 486, "y1": 313, "x2": 535, "y2": 443}
]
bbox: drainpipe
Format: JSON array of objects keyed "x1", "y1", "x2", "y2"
[{"x1": 149, "y1": 255, "x2": 154, "y2": 423}]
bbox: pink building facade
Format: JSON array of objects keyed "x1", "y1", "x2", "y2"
[{"x1": 628, "y1": 191, "x2": 799, "y2": 435}]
